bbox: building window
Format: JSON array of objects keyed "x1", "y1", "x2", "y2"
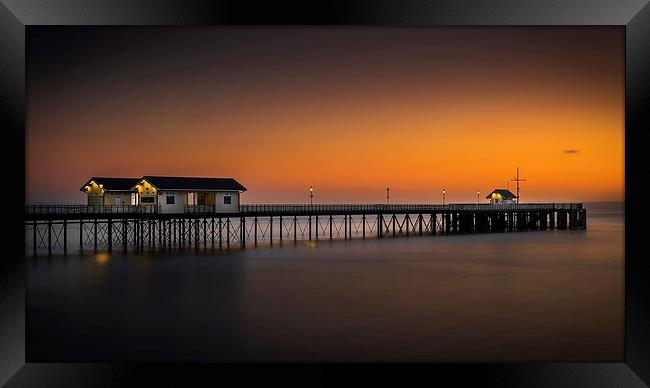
[
  {"x1": 187, "y1": 192, "x2": 197, "y2": 205},
  {"x1": 224, "y1": 196, "x2": 232, "y2": 205},
  {"x1": 166, "y1": 195, "x2": 175, "y2": 205},
  {"x1": 141, "y1": 196, "x2": 154, "y2": 203}
]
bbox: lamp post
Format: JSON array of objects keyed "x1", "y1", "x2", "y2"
[
  {"x1": 309, "y1": 186, "x2": 314, "y2": 205},
  {"x1": 477, "y1": 189, "x2": 480, "y2": 205},
  {"x1": 386, "y1": 187, "x2": 390, "y2": 205},
  {"x1": 442, "y1": 189, "x2": 446, "y2": 205}
]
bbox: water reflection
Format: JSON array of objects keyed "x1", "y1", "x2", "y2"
[
  {"x1": 94, "y1": 252, "x2": 111, "y2": 264},
  {"x1": 27, "y1": 202, "x2": 623, "y2": 362}
]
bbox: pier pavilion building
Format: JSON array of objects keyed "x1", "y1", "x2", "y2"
[
  {"x1": 486, "y1": 189, "x2": 517, "y2": 205},
  {"x1": 131, "y1": 176, "x2": 247, "y2": 213},
  {"x1": 80, "y1": 177, "x2": 140, "y2": 206}
]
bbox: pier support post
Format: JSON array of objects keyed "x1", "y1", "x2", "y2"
[
  {"x1": 79, "y1": 220, "x2": 83, "y2": 252},
  {"x1": 218, "y1": 218, "x2": 223, "y2": 248},
  {"x1": 94, "y1": 218, "x2": 98, "y2": 252},
  {"x1": 550, "y1": 211, "x2": 555, "y2": 229},
  {"x1": 241, "y1": 217, "x2": 246, "y2": 248},
  {"x1": 63, "y1": 219, "x2": 67, "y2": 255},
  {"x1": 134, "y1": 218, "x2": 138, "y2": 248},
  {"x1": 226, "y1": 218, "x2": 230, "y2": 248},
  {"x1": 122, "y1": 220, "x2": 127, "y2": 253},
  {"x1": 172, "y1": 219, "x2": 176, "y2": 248},
  {"x1": 47, "y1": 219, "x2": 52, "y2": 255},
  {"x1": 32, "y1": 221, "x2": 37, "y2": 255},
  {"x1": 194, "y1": 218, "x2": 199, "y2": 249},
  {"x1": 186, "y1": 219, "x2": 191, "y2": 247},
  {"x1": 107, "y1": 219, "x2": 112, "y2": 252},
  {"x1": 329, "y1": 215, "x2": 333, "y2": 240},
  {"x1": 210, "y1": 217, "x2": 214, "y2": 249},
  {"x1": 180, "y1": 219, "x2": 184, "y2": 248},
  {"x1": 270, "y1": 216, "x2": 274, "y2": 245},
  {"x1": 362, "y1": 214, "x2": 366, "y2": 238}
]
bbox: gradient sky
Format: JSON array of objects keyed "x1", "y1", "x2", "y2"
[{"x1": 27, "y1": 27, "x2": 624, "y2": 204}]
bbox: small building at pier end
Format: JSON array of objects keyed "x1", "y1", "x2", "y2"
[
  {"x1": 131, "y1": 176, "x2": 247, "y2": 213},
  {"x1": 80, "y1": 177, "x2": 140, "y2": 206},
  {"x1": 486, "y1": 189, "x2": 517, "y2": 205}
]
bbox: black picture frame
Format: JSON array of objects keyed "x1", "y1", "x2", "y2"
[{"x1": 1, "y1": 0, "x2": 648, "y2": 386}]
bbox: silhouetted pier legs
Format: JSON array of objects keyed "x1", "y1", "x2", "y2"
[{"x1": 26, "y1": 206, "x2": 587, "y2": 255}]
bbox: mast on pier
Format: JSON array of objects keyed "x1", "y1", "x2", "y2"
[{"x1": 510, "y1": 167, "x2": 526, "y2": 204}]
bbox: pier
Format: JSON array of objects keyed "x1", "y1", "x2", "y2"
[{"x1": 24, "y1": 203, "x2": 586, "y2": 255}]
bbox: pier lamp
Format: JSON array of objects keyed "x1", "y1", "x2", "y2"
[
  {"x1": 309, "y1": 186, "x2": 314, "y2": 205},
  {"x1": 387, "y1": 187, "x2": 390, "y2": 205},
  {"x1": 442, "y1": 189, "x2": 446, "y2": 205},
  {"x1": 477, "y1": 189, "x2": 480, "y2": 204}
]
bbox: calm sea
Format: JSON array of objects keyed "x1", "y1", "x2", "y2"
[{"x1": 27, "y1": 202, "x2": 624, "y2": 362}]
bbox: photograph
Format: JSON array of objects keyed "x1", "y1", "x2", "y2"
[{"x1": 23, "y1": 26, "x2": 625, "y2": 363}]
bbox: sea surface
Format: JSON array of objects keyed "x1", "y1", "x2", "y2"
[{"x1": 27, "y1": 202, "x2": 624, "y2": 362}]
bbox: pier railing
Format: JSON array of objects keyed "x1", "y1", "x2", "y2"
[
  {"x1": 239, "y1": 203, "x2": 583, "y2": 213},
  {"x1": 25, "y1": 204, "x2": 156, "y2": 215}
]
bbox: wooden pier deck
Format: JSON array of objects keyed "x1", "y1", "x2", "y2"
[{"x1": 24, "y1": 203, "x2": 586, "y2": 255}]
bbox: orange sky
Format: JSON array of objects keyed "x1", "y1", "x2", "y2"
[{"x1": 27, "y1": 27, "x2": 624, "y2": 204}]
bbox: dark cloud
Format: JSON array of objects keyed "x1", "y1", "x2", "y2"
[{"x1": 563, "y1": 149, "x2": 580, "y2": 154}]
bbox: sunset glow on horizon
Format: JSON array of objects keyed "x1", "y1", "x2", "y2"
[{"x1": 27, "y1": 27, "x2": 624, "y2": 204}]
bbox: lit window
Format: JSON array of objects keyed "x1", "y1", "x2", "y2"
[{"x1": 224, "y1": 196, "x2": 232, "y2": 205}]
